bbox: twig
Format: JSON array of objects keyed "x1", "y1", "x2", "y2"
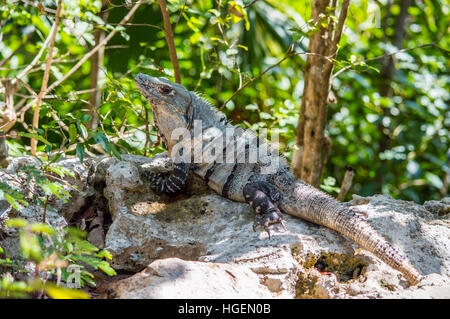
[
  {"x1": 45, "y1": 0, "x2": 143, "y2": 95},
  {"x1": 332, "y1": 43, "x2": 436, "y2": 79},
  {"x1": 31, "y1": 0, "x2": 62, "y2": 155},
  {"x1": 107, "y1": 22, "x2": 162, "y2": 30},
  {"x1": 144, "y1": 107, "x2": 150, "y2": 156},
  {"x1": 337, "y1": 166, "x2": 355, "y2": 201},
  {"x1": 220, "y1": 45, "x2": 295, "y2": 109},
  {"x1": 42, "y1": 195, "x2": 49, "y2": 223},
  {"x1": 13, "y1": 33, "x2": 53, "y2": 85},
  {"x1": 48, "y1": 110, "x2": 108, "y2": 155},
  {"x1": 0, "y1": 79, "x2": 17, "y2": 132},
  {"x1": 0, "y1": 36, "x2": 29, "y2": 67},
  {"x1": 173, "y1": 0, "x2": 187, "y2": 31},
  {"x1": 244, "y1": 0, "x2": 261, "y2": 8},
  {"x1": 330, "y1": 0, "x2": 351, "y2": 55},
  {"x1": 157, "y1": 0, "x2": 182, "y2": 83}
]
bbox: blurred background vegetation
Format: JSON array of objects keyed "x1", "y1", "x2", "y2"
[{"x1": 0, "y1": 0, "x2": 448, "y2": 203}]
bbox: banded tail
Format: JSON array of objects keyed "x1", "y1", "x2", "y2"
[{"x1": 275, "y1": 175, "x2": 422, "y2": 285}]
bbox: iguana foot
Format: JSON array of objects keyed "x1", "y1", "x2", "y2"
[
  {"x1": 143, "y1": 171, "x2": 178, "y2": 194},
  {"x1": 244, "y1": 181, "x2": 286, "y2": 239},
  {"x1": 252, "y1": 208, "x2": 286, "y2": 239},
  {"x1": 142, "y1": 162, "x2": 190, "y2": 195}
]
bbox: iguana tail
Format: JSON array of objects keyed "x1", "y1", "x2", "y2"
[{"x1": 275, "y1": 175, "x2": 422, "y2": 285}]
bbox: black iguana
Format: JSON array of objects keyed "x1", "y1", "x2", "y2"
[{"x1": 135, "y1": 73, "x2": 422, "y2": 285}]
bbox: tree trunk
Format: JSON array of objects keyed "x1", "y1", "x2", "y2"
[
  {"x1": 375, "y1": 0, "x2": 412, "y2": 190},
  {"x1": 88, "y1": 0, "x2": 109, "y2": 131},
  {"x1": 292, "y1": 0, "x2": 350, "y2": 187}
]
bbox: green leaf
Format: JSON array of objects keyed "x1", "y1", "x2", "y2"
[
  {"x1": 95, "y1": 249, "x2": 113, "y2": 261},
  {"x1": 93, "y1": 132, "x2": 111, "y2": 152},
  {"x1": 29, "y1": 223, "x2": 56, "y2": 235},
  {"x1": 97, "y1": 261, "x2": 117, "y2": 276},
  {"x1": 80, "y1": 271, "x2": 96, "y2": 287},
  {"x1": 424, "y1": 172, "x2": 443, "y2": 189},
  {"x1": 93, "y1": 133, "x2": 121, "y2": 160},
  {"x1": 20, "y1": 231, "x2": 42, "y2": 262},
  {"x1": 80, "y1": 114, "x2": 92, "y2": 124},
  {"x1": 66, "y1": 226, "x2": 88, "y2": 239},
  {"x1": 76, "y1": 123, "x2": 88, "y2": 139},
  {"x1": 44, "y1": 284, "x2": 90, "y2": 299},
  {"x1": 76, "y1": 143, "x2": 85, "y2": 162},
  {"x1": 259, "y1": 112, "x2": 273, "y2": 119},
  {"x1": 4, "y1": 193, "x2": 22, "y2": 210},
  {"x1": 18, "y1": 132, "x2": 52, "y2": 146},
  {"x1": 69, "y1": 124, "x2": 78, "y2": 142},
  {"x1": 4, "y1": 218, "x2": 28, "y2": 228}
]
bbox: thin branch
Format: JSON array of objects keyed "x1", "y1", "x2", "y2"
[
  {"x1": 330, "y1": 0, "x2": 351, "y2": 55},
  {"x1": 157, "y1": 0, "x2": 182, "y2": 83},
  {"x1": 220, "y1": 45, "x2": 295, "y2": 109},
  {"x1": 13, "y1": 25, "x2": 54, "y2": 85},
  {"x1": 332, "y1": 43, "x2": 436, "y2": 79},
  {"x1": 88, "y1": 0, "x2": 109, "y2": 131},
  {"x1": 45, "y1": 0, "x2": 143, "y2": 95},
  {"x1": 244, "y1": 0, "x2": 261, "y2": 8},
  {"x1": 106, "y1": 22, "x2": 163, "y2": 30},
  {"x1": 48, "y1": 110, "x2": 108, "y2": 156},
  {"x1": 0, "y1": 79, "x2": 17, "y2": 132},
  {"x1": 0, "y1": 36, "x2": 29, "y2": 68},
  {"x1": 337, "y1": 166, "x2": 355, "y2": 201},
  {"x1": 31, "y1": 0, "x2": 62, "y2": 156}
]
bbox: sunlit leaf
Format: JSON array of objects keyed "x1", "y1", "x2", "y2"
[
  {"x1": 44, "y1": 284, "x2": 90, "y2": 299},
  {"x1": 4, "y1": 218, "x2": 28, "y2": 228}
]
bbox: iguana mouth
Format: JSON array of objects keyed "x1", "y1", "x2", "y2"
[{"x1": 135, "y1": 73, "x2": 162, "y2": 102}]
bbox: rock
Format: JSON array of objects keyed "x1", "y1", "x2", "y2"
[
  {"x1": 100, "y1": 257, "x2": 275, "y2": 299},
  {"x1": 2, "y1": 154, "x2": 449, "y2": 299},
  {"x1": 103, "y1": 153, "x2": 450, "y2": 299},
  {"x1": 423, "y1": 198, "x2": 450, "y2": 217},
  {"x1": 0, "y1": 156, "x2": 93, "y2": 226}
]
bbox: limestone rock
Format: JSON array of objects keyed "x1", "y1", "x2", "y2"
[
  {"x1": 2, "y1": 155, "x2": 449, "y2": 299},
  {"x1": 100, "y1": 257, "x2": 275, "y2": 299},
  {"x1": 103, "y1": 154, "x2": 450, "y2": 299}
]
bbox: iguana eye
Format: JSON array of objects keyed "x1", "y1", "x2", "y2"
[{"x1": 159, "y1": 85, "x2": 173, "y2": 95}]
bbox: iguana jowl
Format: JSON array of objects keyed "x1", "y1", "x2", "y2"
[{"x1": 135, "y1": 73, "x2": 422, "y2": 285}]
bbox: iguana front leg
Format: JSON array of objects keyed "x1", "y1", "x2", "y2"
[
  {"x1": 243, "y1": 181, "x2": 286, "y2": 238},
  {"x1": 144, "y1": 162, "x2": 190, "y2": 194}
]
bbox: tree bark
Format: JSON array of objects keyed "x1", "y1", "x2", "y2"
[
  {"x1": 157, "y1": 0, "x2": 181, "y2": 84},
  {"x1": 0, "y1": 79, "x2": 17, "y2": 166},
  {"x1": 31, "y1": 0, "x2": 62, "y2": 155},
  {"x1": 375, "y1": 0, "x2": 412, "y2": 190},
  {"x1": 0, "y1": 79, "x2": 16, "y2": 133},
  {"x1": 292, "y1": 0, "x2": 350, "y2": 187},
  {"x1": 88, "y1": 0, "x2": 109, "y2": 131}
]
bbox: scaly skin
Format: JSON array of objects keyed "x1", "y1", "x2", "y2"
[
  {"x1": 134, "y1": 73, "x2": 422, "y2": 285},
  {"x1": 273, "y1": 171, "x2": 422, "y2": 285}
]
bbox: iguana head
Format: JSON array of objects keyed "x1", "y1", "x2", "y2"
[
  {"x1": 135, "y1": 73, "x2": 225, "y2": 150},
  {"x1": 135, "y1": 73, "x2": 194, "y2": 148}
]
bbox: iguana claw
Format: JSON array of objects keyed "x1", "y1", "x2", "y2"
[{"x1": 253, "y1": 209, "x2": 285, "y2": 239}]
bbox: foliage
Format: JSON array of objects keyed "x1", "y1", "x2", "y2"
[
  {"x1": 0, "y1": 159, "x2": 74, "y2": 211},
  {"x1": 0, "y1": 0, "x2": 448, "y2": 205},
  {"x1": 0, "y1": 219, "x2": 116, "y2": 299}
]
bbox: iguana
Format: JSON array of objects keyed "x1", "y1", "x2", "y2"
[{"x1": 134, "y1": 73, "x2": 422, "y2": 285}]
